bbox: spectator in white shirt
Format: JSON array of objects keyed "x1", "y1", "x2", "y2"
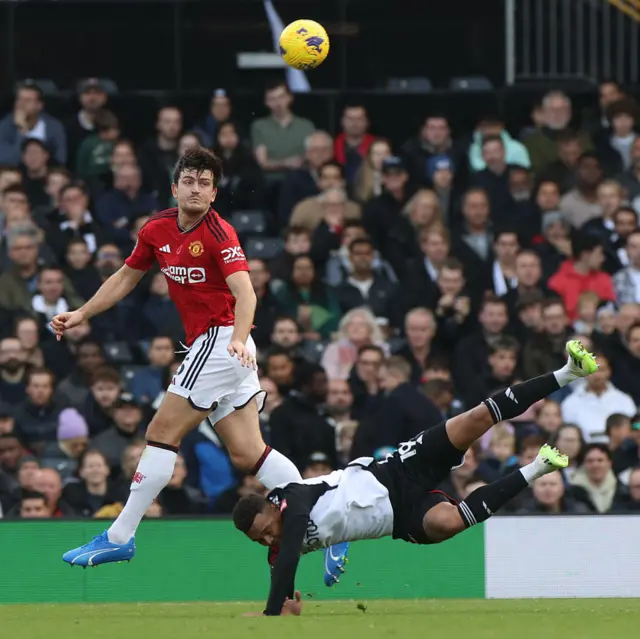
[{"x1": 561, "y1": 351, "x2": 636, "y2": 441}]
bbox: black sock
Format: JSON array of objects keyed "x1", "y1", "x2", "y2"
[
  {"x1": 457, "y1": 470, "x2": 528, "y2": 528},
  {"x1": 483, "y1": 372, "x2": 560, "y2": 425}
]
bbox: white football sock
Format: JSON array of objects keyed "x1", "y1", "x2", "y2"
[
  {"x1": 107, "y1": 446, "x2": 176, "y2": 544},
  {"x1": 519, "y1": 456, "x2": 550, "y2": 485},
  {"x1": 255, "y1": 448, "x2": 302, "y2": 490}
]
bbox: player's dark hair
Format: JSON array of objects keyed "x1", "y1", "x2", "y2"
[
  {"x1": 233, "y1": 493, "x2": 270, "y2": 533},
  {"x1": 172, "y1": 147, "x2": 223, "y2": 187}
]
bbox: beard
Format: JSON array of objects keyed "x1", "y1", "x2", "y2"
[
  {"x1": 180, "y1": 199, "x2": 210, "y2": 216},
  {"x1": 1, "y1": 358, "x2": 23, "y2": 374},
  {"x1": 326, "y1": 404, "x2": 351, "y2": 418}
]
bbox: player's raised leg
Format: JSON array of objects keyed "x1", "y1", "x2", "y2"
[
  {"x1": 62, "y1": 392, "x2": 210, "y2": 566},
  {"x1": 446, "y1": 339, "x2": 598, "y2": 451},
  {"x1": 423, "y1": 444, "x2": 569, "y2": 542}
]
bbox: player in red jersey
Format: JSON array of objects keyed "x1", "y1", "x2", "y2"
[{"x1": 54, "y1": 148, "x2": 349, "y2": 574}]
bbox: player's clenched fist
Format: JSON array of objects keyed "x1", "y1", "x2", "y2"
[
  {"x1": 50, "y1": 310, "x2": 85, "y2": 341},
  {"x1": 227, "y1": 339, "x2": 257, "y2": 369}
]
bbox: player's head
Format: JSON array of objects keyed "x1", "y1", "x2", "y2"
[
  {"x1": 171, "y1": 147, "x2": 223, "y2": 215},
  {"x1": 233, "y1": 493, "x2": 282, "y2": 547}
]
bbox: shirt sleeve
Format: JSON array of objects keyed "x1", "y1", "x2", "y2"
[
  {"x1": 213, "y1": 232, "x2": 250, "y2": 279},
  {"x1": 263, "y1": 487, "x2": 313, "y2": 616},
  {"x1": 125, "y1": 226, "x2": 156, "y2": 271}
]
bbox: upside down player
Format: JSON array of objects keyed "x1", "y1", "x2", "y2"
[
  {"x1": 233, "y1": 341, "x2": 598, "y2": 616},
  {"x1": 53, "y1": 147, "x2": 349, "y2": 584}
]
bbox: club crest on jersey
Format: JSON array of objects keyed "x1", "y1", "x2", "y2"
[{"x1": 189, "y1": 240, "x2": 204, "y2": 257}]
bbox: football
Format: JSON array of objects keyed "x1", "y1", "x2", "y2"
[{"x1": 279, "y1": 19, "x2": 330, "y2": 70}]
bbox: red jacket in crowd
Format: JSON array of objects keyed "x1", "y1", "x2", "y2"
[
  {"x1": 333, "y1": 132, "x2": 376, "y2": 165},
  {"x1": 548, "y1": 260, "x2": 616, "y2": 321}
]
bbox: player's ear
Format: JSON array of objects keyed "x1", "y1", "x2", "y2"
[
  {"x1": 171, "y1": 182, "x2": 178, "y2": 198},
  {"x1": 210, "y1": 188, "x2": 217, "y2": 204}
]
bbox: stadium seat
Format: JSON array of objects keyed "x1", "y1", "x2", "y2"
[
  {"x1": 17, "y1": 78, "x2": 59, "y2": 96},
  {"x1": 102, "y1": 341, "x2": 134, "y2": 365},
  {"x1": 231, "y1": 210, "x2": 268, "y2": 235},
  {"x1": 244, "y1": 236, "x2": 284, "y2": 260},
  {"x1": 386, "y1": 77, "x2": 433, "y2": 93},
  {"x1": 448, "y1": 76, "x2": 493, "y2": 91}
]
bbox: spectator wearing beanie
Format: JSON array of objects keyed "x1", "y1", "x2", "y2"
[{"x1": 41, "y1": 408, "x2": 89, "y2": 481}]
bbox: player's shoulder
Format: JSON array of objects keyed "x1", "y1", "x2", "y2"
[
  {"x1": 201, "y1": 209, "x2": 238, "y2": 245},
  {"x1": 140, "y1": 208, "x2": 179, "y2": 234}
]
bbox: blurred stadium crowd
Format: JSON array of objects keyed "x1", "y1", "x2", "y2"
[{"x1": 1, "y1": 76, "x2": 640, "y2": 522}]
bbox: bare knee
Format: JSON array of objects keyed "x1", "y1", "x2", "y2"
[
  {"x1": 216, "y1": 405, "x2": 266, "y2": 474},
  {"x1": 423, "y1": 503, "x2": 465, "y2": 543}
]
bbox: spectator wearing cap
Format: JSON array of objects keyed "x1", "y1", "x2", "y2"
[
  {"x1": 570, "y1": 443, "x2": 620, "y2": 513},
  {"x1": 277, "y1": 131, "x2": 334, "y2": 228},
  {"x1": 523, "y1": 91, "x2": 593, "y2": 176},
  {"x1": 90, "y1": 392, "x2": 145, "y2": 471},
  {"x1": 302, "y1": 452, "x2": 333, "y2": 479},
  {"x1": 617, "y1": 136, "x2": 640, "y2": 212},
  {"x1": 468, "y1": 117, "x2": 531, "y2": 172},
  {"x1": 614, "y1": 230, "x2": 640, "y2": 305},
  {"x1": 41, "y1": 407, "x2": 89, "y2": 480},
  {"x1": 94, "y1": 163, "x2": 158, "y2": 249},
  {"x1": 0, "y1": 81, "x2": 67, "y2": 167},
  {"x1": 139, "y1": 105, "x2": 183, "y2": 208},
  {"x1": 353, "y1": 138, "x2": 392, "y2": 204},
  {"x1": 66, "y1": 79, "x2": 109, "y2": 168},
  {"x1": 561, "y1": 352, "x2": 636, "y2": 442},
  {"x1": 427, "y1": 155, "x2": 457, "y2": 223},
  {"x1": 333, "y1": 103, "x2": 376, "y2": 185},
  {"x1": 62, "y1": 449, "x2": 121, "y2": 517},
  {"x1": 76, "y1": 109, "x2": 121, "y2": 188},
  {"x1": 269, "y1": 363, "x2": 338, "y2": 471},
  {"x1": 559, "y1": 152, "x2": 604, "y2": 229},
  {"x1": 13, "y1": 368, "x2": 61, "y2": 454},
  {"x1": 548, "y1": 233, "x2": 615, "y2": 322},
  {"x1": 401, "y1": 114, "x2": 465, "y2": 187},
  {"x1": 213, "y1": 121, "x2": 265, "y2": 217},
  {"x1": 20, "y1": 138, "x2": 50, "y2": 209},
  {"x1": 194, "y1": 89, "x2": 234, "y2": 147},
  {"x1": 291, "y1": 161, "x2": 361, "y2": 232},
  {"x1": 362, "y1": 156, "x2": 414, "y2": 254}
]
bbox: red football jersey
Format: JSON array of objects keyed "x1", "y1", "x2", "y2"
[{"x1": 125, "y1": 208, "x2": 249, "y2": 346}]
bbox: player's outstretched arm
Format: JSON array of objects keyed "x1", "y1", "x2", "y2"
[
  {"x1": 51, "y1": 265, "x2": 145, "y2": 338},
  {"x1": 226, "y1": 271, "x2": 257, "y2": 366}
]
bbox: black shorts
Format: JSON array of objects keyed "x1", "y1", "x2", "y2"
[{"x1": 366, "y1": 421, "x2": 464, "y2": 545}]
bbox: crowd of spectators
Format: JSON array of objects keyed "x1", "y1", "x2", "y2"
[{"x1": 1, "y1": 76, "x2": 640, "y2": 522}]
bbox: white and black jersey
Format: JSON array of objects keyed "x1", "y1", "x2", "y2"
[{"x1": 263, "y1": 421, "x2": 465, "y2": 615}]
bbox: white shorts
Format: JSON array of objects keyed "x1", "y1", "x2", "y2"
[{"x1": 168, "y1": 325, "x2": 265, "y2": 424}]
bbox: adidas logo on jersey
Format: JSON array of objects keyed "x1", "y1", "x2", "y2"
[
  {"x1": 505, "y1": 387, "x2": 518, "y2": 403},
  {"x1": 159, "y1": 245, "x2": 171, "y2": 254}
]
